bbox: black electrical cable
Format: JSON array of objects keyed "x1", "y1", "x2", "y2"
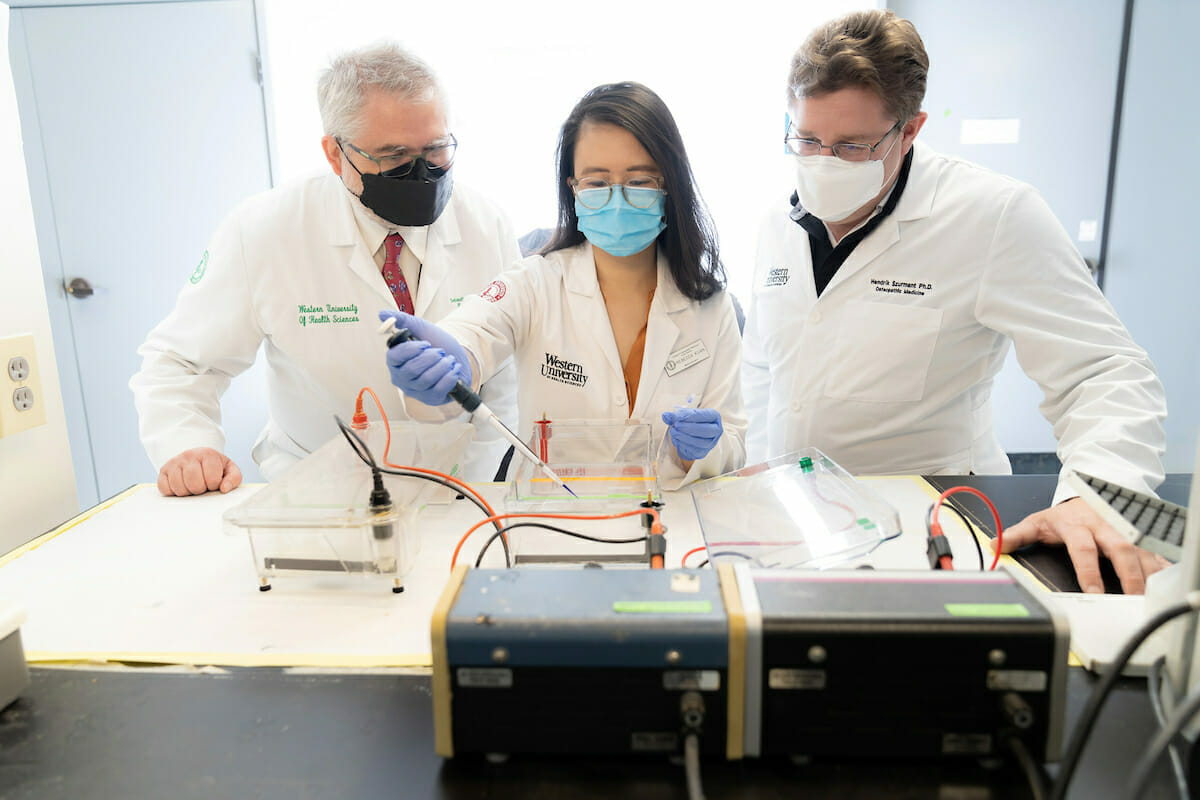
[
  {"x1": 1146, "y1": 655, "x2": 1190, "y2": 799},
  {"x1": 932, "y1": 502, "x2": 987, "y2": 571},
  {"x1": 927, "y1": 502, "x2": 986, "y2": 571},
  {"x1": 1126, "y1": 683, "x2": 1200, "y2": 799},
  {"x1": 696, "y1": 551, "x2": 754, "y2": 569},
  {"x1": 1049, "y1": 594, "x2": 1200, "y2": 800},
  {"x1": 335, "y1": 417, "x2": 509, "y2": 563},
  {"x1": 474, "y1": 521, "x2": 648, "y2": 568},
  {"x1": 1005, "y1": 734, "x2": 1048, "y2": 800}
]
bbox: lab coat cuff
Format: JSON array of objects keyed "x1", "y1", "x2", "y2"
[{"x1": 1051, "y1": 480, "x2": 1080, "y2": 508}]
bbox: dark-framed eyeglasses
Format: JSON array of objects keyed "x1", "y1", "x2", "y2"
[
  {"x1": 337, "y1": 134, "x2": 458, "y2": 176},
  {"x1": 569, "y1": 175, "x2": 666, "y2": 210},
  {"x1": 784, "y1": 121, "x2": 902, "y2": 162}
]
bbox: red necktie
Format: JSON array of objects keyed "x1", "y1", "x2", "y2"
[{"x1": 381, "y1": 233, "x2": 415, "y2": 314}]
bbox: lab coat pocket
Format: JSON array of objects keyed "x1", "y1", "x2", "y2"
[{"x1": 822, "y1": 301, "x2": 943, "y2": 403}]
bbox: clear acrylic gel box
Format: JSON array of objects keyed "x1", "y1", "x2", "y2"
[
  {"x1": 689, "y1": 448, "x2": 902, "y2": 569},
  {"x1": 502, "y1": 419, "x2": 662, "y2": 565},
  {"x1": 223, "y1": 420, "x2": 473, "y2": 592}
]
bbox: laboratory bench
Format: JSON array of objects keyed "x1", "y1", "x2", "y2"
[{"x1": 0, "y1": 472, "x2": 1192, "y2": 799}]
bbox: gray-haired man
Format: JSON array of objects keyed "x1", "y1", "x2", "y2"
[{"x1": 132, "y1": 42, "x2": 519, "y2": 496}]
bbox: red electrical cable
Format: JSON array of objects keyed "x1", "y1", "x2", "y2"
[
  {"x1": 681, "y1": 546, "x2": 708, "y2": 567},
  {"x1": 932, "y1": 486, "x2": 1004, "y2": 571}
]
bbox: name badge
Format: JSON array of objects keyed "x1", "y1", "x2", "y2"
[{"x1": 664, "y1": 340, "x2": 710, "y2": 377}]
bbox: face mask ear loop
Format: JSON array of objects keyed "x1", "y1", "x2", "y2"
[{"x1": 877, "y1": 124, "x2": 904, "y2": 187}]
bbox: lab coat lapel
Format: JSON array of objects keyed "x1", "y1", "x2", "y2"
[
  {"x1": 407, "y1": 196, "x2": 462, "y2": 317},
  {"x1": 565, "y1": 243, "x2": 624, "y2": 383},
  {"x1": 633, "y1": 254, "x2": 685, "y2": 420},
  {"x1": 821, "y1": 142, "x2": 938, "y2": 295},
  {"x1": 328, "y1": 185, "x2": 396, "y2": 308}
]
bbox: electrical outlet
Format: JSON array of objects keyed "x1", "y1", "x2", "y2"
[
  {"x1": 0, "y1": 334, "x2": 47, "y2": 438},
  {"x1": 8, "y1": 357, "x2": 29, "y2": 382},
  {"x1": 13, "y1": 387, "x2": 35, "y2": 411}
]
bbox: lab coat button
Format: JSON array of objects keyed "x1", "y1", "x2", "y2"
[
  {"x1": 791, "y1": 400, "x2": 802, "y2": 411},
  {"x1": 810, "y1": 310, "x2": 822, "y2": 324},
  {"x1": 615, "y1": 396, "x2": 626, "y2": 406}
]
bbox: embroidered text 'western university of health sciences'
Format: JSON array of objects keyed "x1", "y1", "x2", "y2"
[
  {"x1": 297, "y1": 302, "x2": 360, "y2": 327},
  {"x1": 542, "y1": 352, "x2": 588, "y2": 388}
]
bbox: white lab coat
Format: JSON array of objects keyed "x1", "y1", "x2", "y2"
[
  {"x1": 743, "y1": 142, "x2": 1166, "y2": 505},
  {"x1": 407, "y1": 242, "x2": 747, "y2": 488},
  {"x1": 131, "y1": 172, "x2": 520, "y2": 482}
]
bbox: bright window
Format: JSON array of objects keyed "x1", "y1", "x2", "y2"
[{"x1": 263, "y1": 0, "x2": 873, "y2": 302}]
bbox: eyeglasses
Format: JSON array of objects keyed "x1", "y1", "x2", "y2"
[
  {"x1": 337, "y1": 134, "x2": 458, "y2": 176},
  {"x1": 569, "y1": 175, "x2": 666, "y2": 210},
  {"x1": 784, "y1": 121, "x2": 902, "y2": 162}
]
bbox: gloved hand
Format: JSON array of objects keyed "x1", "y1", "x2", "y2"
[
  {"x1": 661, "y1": 407, "x2": 723, "y2": 462},
  {"x1": 379, "y1": 310, "x2": 473, "y2": 406}
]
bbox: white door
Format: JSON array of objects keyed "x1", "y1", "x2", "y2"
[{"x1": 10, "y1": 0, "x2": 273, "y2": 506}]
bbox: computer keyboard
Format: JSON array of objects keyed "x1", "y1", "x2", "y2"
[{"x1": 1065, "y1": 470, "x2": 1188, "y2": 563}]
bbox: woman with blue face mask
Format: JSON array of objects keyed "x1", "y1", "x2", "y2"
[{"x1": 380, "y1": 82, "x2": 746, "y2": 487}]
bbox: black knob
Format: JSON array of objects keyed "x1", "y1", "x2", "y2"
[{"x1": 66, "y1": 278, "x2": 94, "y2": 298}]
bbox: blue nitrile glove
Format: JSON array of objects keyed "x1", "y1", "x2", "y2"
[
  {"x1": 379, "y1": 310, "x2": 473, "y2": 406},
  {"x1": 661, "y1": 407, "x2": 723, "y2": 461}
]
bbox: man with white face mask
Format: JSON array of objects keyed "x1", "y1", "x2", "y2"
[
  {"x1": 742, "y1": 9, "x2": 1168, "y2": 595},
  {"x1": 131, "y1": 42, "x2": 519, "y2": 496}
]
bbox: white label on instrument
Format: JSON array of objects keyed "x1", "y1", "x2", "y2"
[
  {"x1": 671, "y1": 573, "x2": 701, "y2": 593},
  {"x1": 632, "y1": 732, "x2": 679, "y2": 752},
  {"x1": 663, "y1": 670, "x2": 721, "y2": 691},
  {"x1": 768, "y1": 668, "x2": 827, "y2": 690},
  {"x1": 942, "y1": 732, "x2": 994, "y2": 755},
  {"x1": 456, "y1": 668, "x2": 513, "y2": 688},
  {"x1": 987, "y1": 670, "x2": 1046, "y2": 692}
]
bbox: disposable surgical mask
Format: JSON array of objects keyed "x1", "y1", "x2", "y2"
[
  {"x1": 792, "y1": 136, "x2": 900, "y2": 222},
  {"x1": 574, "y1": 188, "x2": 666, "y2": 258}
]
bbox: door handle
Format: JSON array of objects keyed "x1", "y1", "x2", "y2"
[{"x1": 65, "y1": 277, "x2": 95, "y2": 298}]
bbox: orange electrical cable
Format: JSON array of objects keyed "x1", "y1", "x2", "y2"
[
  {"x1": 355, "y1": 386, "x2": 498, "y2": 519},
  {"x1": 682, "y1": 546, "x2": 708, "y2": 567}
]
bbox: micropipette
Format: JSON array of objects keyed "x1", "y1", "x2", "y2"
[{"x1": 378, "y1": 318, "x2": 578, "y2": 498}]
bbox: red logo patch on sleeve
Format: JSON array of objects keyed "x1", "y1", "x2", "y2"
[{"x1": 480, "y1": 280, "x2": 507, "y2": 303}]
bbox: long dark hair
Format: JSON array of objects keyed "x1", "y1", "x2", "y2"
[{"x1": 542, "y1": 82, "x2": 724, "y2": 301}]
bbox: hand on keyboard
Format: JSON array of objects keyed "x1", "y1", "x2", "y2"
[{"x1": 999, "y1": 497, "x2": 1171, "y2": 595}]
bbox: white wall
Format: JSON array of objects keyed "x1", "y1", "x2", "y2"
[
  {"x1": 0, "y1": 3, "x2": 78, "y2": 553},
  {"x1": 261, "y1": 0, "x2": 872, "y2": 304}
]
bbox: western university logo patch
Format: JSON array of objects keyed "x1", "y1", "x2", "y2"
[
  {"x1": 764, "y1": 267, "x2": 789, "y2": 287},
  {"x1": 541, "y1": 352, "x2": 587, "y2": 388}
]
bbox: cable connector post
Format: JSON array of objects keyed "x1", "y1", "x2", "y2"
[
  {"x1": 680, "y1": 690, "x2": 706, "y2": 734},
  {"x1": 351, "y1": 394, "x2": 370, "y2": 430},
  {"x1": 926, "y1": 533, "x2": 953, "y2": 570},
  {"x1": 369, "y1": 470, "x2": 394, "y2": 542},
  {"x1": 648, "y1": 526, "x2": 666, "y2": 570},
  {"x1": 640, "y1": 496, "x2": 665, "y2": 531}
]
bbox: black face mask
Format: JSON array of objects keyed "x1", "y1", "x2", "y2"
[{"x1": 348, "y1": 156, "x2": 454, "y2": 227}]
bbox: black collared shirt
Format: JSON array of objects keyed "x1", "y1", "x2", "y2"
[{"x1": 790, "y1": 147, "x2": 915, "y2": 296}]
